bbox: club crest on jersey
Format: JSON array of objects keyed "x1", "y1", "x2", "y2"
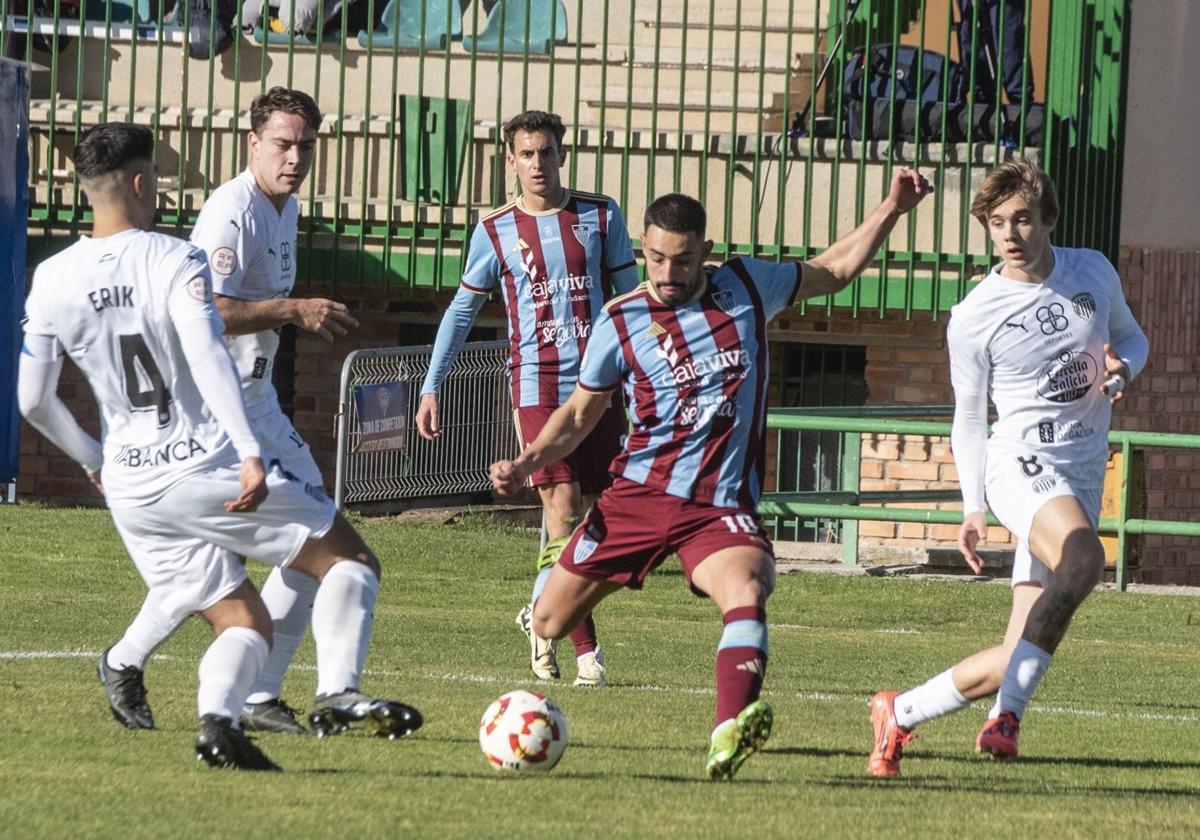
[
  {"x1": 1071, "y1": 292, "x2": 1096, "y2": 319},
  {"x1": 572, "y1": 224, "x2": 594, "y2": 245},
  {"x1": 574, "y1": 537, "x2": 599, "y2": 564},
  {"x1": 712, "y1": 289, "x2": 736, "y2": 313},
  {"x1": 210, "y1": 246, "x2": 237, "y2": 276},
  {"x1": 187, "y1": 275, "x2": 212, "y2": 303}
]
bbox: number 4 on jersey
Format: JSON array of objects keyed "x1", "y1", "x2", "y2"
[{"x1": 120, "y1": 333, "x2": 172, "y2": 428}]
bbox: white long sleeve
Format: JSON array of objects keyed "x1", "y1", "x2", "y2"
[
  {"x1": 170, "y1": 289, "x2": 261, "y2": 462},
  {"x1": 950, "y1": 385, "x2": 989, "y2": 514},
  {"x1": 17, "y1": 335, "x2": 104, "y2": 473}
]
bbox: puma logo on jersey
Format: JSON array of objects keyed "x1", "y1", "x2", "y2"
[
  {"x1": 88, "y1": 285, "x2": 135, "y2": 313},
  {"x1": 1004, "y1": 318, "x2": 1028, "y2": 332},
  {"x1": 229, "y1": 219, "x2": 241, "y2": 231}
]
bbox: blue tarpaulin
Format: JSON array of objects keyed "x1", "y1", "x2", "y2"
[{"x1": 0, "y1": 58, "x2": 29, "y2": 485}]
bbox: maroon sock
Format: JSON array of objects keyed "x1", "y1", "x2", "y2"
[
  {"x1": 714, "y1": 606, "x2": 768, "y2": 725},
  {"x1": 568, "y1": 613, "x2": 597, "y2": 656}
]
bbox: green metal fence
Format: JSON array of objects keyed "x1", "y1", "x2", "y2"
[
  {"x1": 760, "y1": 411, "x2": 1200, "y2": 591},
  {"x1": 6, "y1": 0, "x2": 1130, "y2": 307}
]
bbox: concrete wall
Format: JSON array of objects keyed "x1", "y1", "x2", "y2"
[{"x1": 1121, "y1": 2, "x2": 1200, "y2": 250}]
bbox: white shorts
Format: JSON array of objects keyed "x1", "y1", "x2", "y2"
[
  {"x1": 253, "y1": 406, "x2": 326, "y2": 496},
  {"x1": 985, "y1": 447, "x2": 1102, "y2": 588},
  {"x1": 110, "y1": 461, "x2": 336, "y2": 624}
]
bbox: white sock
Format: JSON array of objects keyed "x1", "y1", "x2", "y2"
[
  {"x1": 995, "y1": 639, "x2": 1053, "y2": 719},
  {"x1": 197, "y1": 626, "x2": 269, "y2": 725},
  {"x1": 246, "y1": 566, "x2": 319, "y2": 704},
  {"x1": 530, "y1": 566, "x2": 552, "y2": 606},
  {"x1": 893, "y1": 667, "x2": 971, "y2": 730},
  {"x1": 109, "y1": 593, "x2": 181, "y2": 671},
  {"x1": 312, "y1": 561, "x2": 380, "y2": 697}
]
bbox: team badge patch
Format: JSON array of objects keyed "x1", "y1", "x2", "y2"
[
  {"x1": 210, "y1": 246, "x2": 237, "y2": 276},
  {"x1": 572, "y1": 224, "x2": 594, "y2": 245},
  {"x1": 1071, "y1": 292, "x2": 1096, "y2": 319},
  {"x1": 712, "y1": 289, "x2": 736, "y2": 313},
  {"x1": 1032, "y1": 476, "x2": 1057, "y2": 494},
  {"x1": 574, "y1": 538, "x2": 598, "y2": 564},
  {"x1": 186, "y1": 275, "x2": 212, "y2": 302}
]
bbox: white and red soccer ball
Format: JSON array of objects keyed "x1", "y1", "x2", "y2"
[{"x1": 478, "y1": 690, "x2": 568, "y2": 773}]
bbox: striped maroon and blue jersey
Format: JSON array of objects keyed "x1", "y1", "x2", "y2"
[
  {"x1": 462, "y1": 190, "x2": 639, "y2": 407},
  {"x1": 578, "y1": 257, "x2": 802, "y2": 509}
]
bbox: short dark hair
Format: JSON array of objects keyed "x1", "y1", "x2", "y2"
[
  {"x1": 250, "y1": 86, "x2": 322, "y2": 135},
  {"x1": 74, "y1": 123, "x2": 154, "y2": 180},
  {"x1": 970, "y1": 159, "x2": 1059, "y2": 227},
  {"x1": 644, "y1": 193, "x2": 707, "y2": 238},
  {"x1": 502, "y1": 110, "x2": 566, "y2": 152}
]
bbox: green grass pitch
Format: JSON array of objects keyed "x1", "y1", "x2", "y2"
[{"x1": 3, "y1": 504, "x2": 1200, "y2": 838}]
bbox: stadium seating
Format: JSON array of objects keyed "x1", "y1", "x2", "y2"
[
  {"x1": 358, "y1": 0, "x2": 461, "y2": 50},
  {"x1": 462, "y1": 0, "x2": 567, "y2": 56},
  {"x1": 85, "y1": 0, "x2": 150, "y2": 23}
]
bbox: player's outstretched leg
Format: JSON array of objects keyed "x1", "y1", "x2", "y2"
[
  {"x1": 240, "y1": 566, "x2": 319, "y2": 735},
  {"x1": 706, "y1": 699, "x2": 774, "y2": 781},
  {"x1": 293, "y1": 518, "x2": 423, "y2": 739},
  {"x1": 97, "y1": 645, "x2": 156, "y2": 730}
]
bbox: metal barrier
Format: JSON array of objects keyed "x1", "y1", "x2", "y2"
[
  {"x1": 761, "y1": 411, "x2": 1200, "y2": 590},
  {"x1": 8, "y1": 1, "x2": 1131, "y2": 312},
  {"x1": 334, "y1": 340, "x2": 517, "y2": 507}
]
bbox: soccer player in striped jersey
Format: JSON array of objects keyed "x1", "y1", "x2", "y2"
[
  {"x1": 867, "y1": 161, "x2": 1148, "y2": 777},
  {"x1": 489, "y1": 171, "x2": 931, "y2": 779},
  {"x1": 417, "y1": 111, "x2": 639, "y2": 686}
]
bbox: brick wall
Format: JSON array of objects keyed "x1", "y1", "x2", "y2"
[{"x1": 17, "y1": 247, "x2": 1200, "y2": 581}]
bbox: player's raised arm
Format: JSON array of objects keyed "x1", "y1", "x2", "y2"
[
  {"x1": 801, "y1": 168, "x2": 931, "y2": 300},
  {"x1": 489, "y1": 385, "x2": 613, "y2": 495}
]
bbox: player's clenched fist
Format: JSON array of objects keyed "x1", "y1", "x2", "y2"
[{"x1": 489, "y1": 459, "x2": 528, "y2": 496}]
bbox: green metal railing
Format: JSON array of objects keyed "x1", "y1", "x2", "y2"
[
  {"x1": 6, "y1": 0, "x2": 1130, "y2": 305},
  {"x1": 760, "y1": 410, "x2": 1200, "y2": 591}
]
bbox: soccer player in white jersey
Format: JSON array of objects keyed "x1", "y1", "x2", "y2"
[
  {"x1": 867, "y1": 160, "x2": 1149, "y2": 777},
  {"x1": 416, "y1": 111, "x2": 639, "y2": 686},
  {"x1": 99, "y1": 87, "x2": 371, "y2": 736},
  {"x1": 96, "y1": 93, "x2": 418, "y2": 739},
  {"x1": 490, "y1": 172, "x2": 930, "y2": 779},
  {"x1": 19, "y1": 123, "x2": 420, "y2": 769}
]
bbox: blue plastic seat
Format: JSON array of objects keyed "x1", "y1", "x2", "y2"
[
  {"x1": 85, "y1": 0, "x2": 151, "y2": 23},
  {"x1": 358, "y1": 0, "x2": 461, "y2": 50},
  {"x1": 462, "y1": 0, "x2": 567, "y2": 56}
]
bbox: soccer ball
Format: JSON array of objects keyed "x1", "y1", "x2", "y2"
[{"x1": 478, "y1": 690, "x2": 568, "y2": 773}]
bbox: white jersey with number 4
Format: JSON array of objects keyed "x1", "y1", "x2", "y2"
[
  {"x1": 190, "y1": 169, "x2": 298, "y2": 417},
  {"x1": 948, "y1": 245, "x2": 1146, "y2": 482},
  {"x1": 22, "y1": 229, "x2": 237, "y2": 507}
]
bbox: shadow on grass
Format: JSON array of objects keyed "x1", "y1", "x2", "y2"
[{"x1": 811, "y1": 774, "x2": 1200, "y2": 799}]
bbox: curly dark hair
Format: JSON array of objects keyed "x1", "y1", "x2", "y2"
[{"x1": 501, "y1": 110, "x2": 566, "y2": 152}]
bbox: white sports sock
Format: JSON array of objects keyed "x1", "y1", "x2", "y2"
[
  {"x1": 197, "y1": 626, "x2": 269, "y2": 725},
  {"x1": 246, "y1": 566, "x2": 319, "y2": 704},
  {"x1": 893, "y1": 667, "x2": 971, "y2": 730},
  {"x1": 312, "y1": 561, "x2": 380, "y2": 697},
  {"x1": 109, "y1": 593, "x2": 180, "y2": 671},
  {"x1": 995, "y1": 639, "x2": 1053, "y2": 719},
  {"x1": 530, "y1": 567, "x2": 552, "y2": 606}
]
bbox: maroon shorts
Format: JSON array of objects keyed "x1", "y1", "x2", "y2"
[
  {"x1": 557, "y1": 478, "x2": 774, "y2": 594},
  {"x1": 514, "y1": 400, "x2": 625, "y2": 495}
]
